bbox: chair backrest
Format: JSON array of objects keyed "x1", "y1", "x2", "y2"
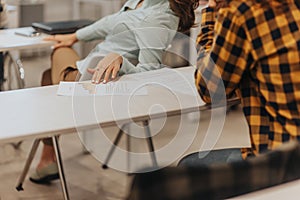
[
  {"x1": 162, "y1": 32, "x2": 192, "y2": 68},
  {"x1": 127, "y1": 141, "x2": 300, "y2": 200}
]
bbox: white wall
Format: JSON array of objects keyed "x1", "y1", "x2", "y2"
[
  {"x1": 44, "y1": 0, "x2": 73, "y2": 22},
  {"x1": 6, "y1": 0, "x2": 123, "y2": 27}
]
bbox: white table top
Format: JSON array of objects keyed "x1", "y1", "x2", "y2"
[
  {"x1": 0, "y1": 67, "x2": 244, "y2": 146},
  {"x1": 0, "y1": 27, "x2": 54, "y2": 52}
]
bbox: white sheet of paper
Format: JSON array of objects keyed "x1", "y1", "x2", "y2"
[
  {"x1": 57, "y1": 81, "x2": 148, "y2": 96},
  {"x1": 130, "y1": 67, "x2": 199, "y2": 96},
  {"x1": 57, "y1": 67, "x2": 197, "y2": 96}
]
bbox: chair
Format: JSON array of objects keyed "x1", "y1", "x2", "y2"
[
  {"x1": 127, "y1": 140, "x2": 300, "y2": 200},
  {"x1": 1, "y1": 51, "x2": 25, "y2": 90},
  {"x1": 162, "y1": 32, "x2": 191, "y2": 68}
]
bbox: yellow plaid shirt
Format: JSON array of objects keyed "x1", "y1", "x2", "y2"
[{"x1": 195, "y1": 0, "x2": 300, "y2": 155}]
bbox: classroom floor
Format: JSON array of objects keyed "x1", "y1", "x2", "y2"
[{"x1": 0, "y1": 51, "x2": 249, "y2": 200}]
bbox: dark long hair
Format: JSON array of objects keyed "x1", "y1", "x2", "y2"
[{"x1": 169, "y1": 0, "x2": 199, "y2": 33}]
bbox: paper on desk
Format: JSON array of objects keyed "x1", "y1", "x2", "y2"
[
  {"x1": 57, "y1": 67, "x2": 197, "y2": 96},
  {"x1": 57, "y1": 81, "x2": 147, "y2": 96},
  {"x1": 130, "y1": 67, "x2": 199, "y2": 96}
]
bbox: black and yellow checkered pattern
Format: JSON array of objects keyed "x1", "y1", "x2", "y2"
[{"x1": 195, "y1": 0, "x2": 300, "y2": 155}]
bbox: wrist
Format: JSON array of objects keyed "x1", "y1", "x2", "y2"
[{"x1": 72, "y1": 33, "x2": 78, "y2": 43}]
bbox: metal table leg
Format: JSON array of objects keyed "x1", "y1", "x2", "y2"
[
  {"x1": 103, "y1": 122, "x2": 158, "y2": 170},
  {"x1": 16, "y1": 139, "x2": 41, "y2": 191},
  {"x1": 102, "y1": 124, "x2": 126, "y2": 169},
  {"x1": 52, "y1": 136, "x2": 70, "y2": 200},
  {"x1": 126, "y1": 126, "x2": 131, "y2": 173},
  {"x1": 143, "y1": 120, "x2": 158, "y2": 168}
]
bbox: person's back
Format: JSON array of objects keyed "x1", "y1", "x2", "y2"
[
  {"x1": 196, "y1": 0, "x2": 300, "y2": 155},
  {"x1": 236, "y1": 0, "x2": 300, "y2": 153}
]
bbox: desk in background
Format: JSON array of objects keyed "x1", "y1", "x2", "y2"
[
  {"x1": 0, "y1": 27, "x2": 53, "y2": 89},
  {"x1": 0, "y1": 27, "x2": 52, "y2": 52}
]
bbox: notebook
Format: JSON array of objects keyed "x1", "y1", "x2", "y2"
[{"x1": 31, "y1": 19, "x2": 94, "y2": 35}]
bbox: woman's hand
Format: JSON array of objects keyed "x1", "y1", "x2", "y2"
[
  {"x1": 44, "y1": 33, "x2": 78, "y2": 49},
  {"x1": 87, "y1": 52, "x2": 123, "y2": 84},
  {"x1": 207, "y1": 0, "x2": 227, "y2": 9}
]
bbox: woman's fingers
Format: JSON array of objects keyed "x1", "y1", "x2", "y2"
[
  {"x1": 88, "y1": 52, "x2": 122, "y2": 84},
  {"x1": 44, "y1": 35, "x2": 62, "y2": 49},
  {"x1": 43, "y1": 35, "x2": 59, "y2": 41},
  {"x1": 52, "y1": 43, "x2": 64, "y2": 49},
  {"x1": 92, "y1": 67, "x2": 106, "y2": 84},
  {"x1": 91, "y1": 69, "x2": 99, "y2": 84},
  {"x1": 89, "y1": 66, "x2": 117, "y2": 84},
  {"x1": 111, "y1": 66, "x2": 119, "y2": 79},
  {"x1": 103, "y1": 66, "x2": 115, "y2": 83},
  {"x1": 43, "y1": 37, "x2": 55, "y2": 41}
]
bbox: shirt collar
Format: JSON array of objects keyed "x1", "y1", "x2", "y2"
[
  {"x1": 122, "y1": 0, "x2": 141, "y2": 11},
  {"x1": 122, "y1": 0, "x2": 168, "y2": 11}
]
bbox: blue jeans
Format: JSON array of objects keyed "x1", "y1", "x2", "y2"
[{"x1": 178, "y1": 148, "x2": 243, "y2": 167}]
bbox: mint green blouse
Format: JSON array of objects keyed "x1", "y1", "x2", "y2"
[{"x1": 75, "y1": 0, "x2": 179, "y2": 76}]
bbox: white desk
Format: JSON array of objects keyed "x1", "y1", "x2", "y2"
[
  {"x1": 0, "y1": 66, "x2": 250, "y2": 199},
  {"x1": 0, "y1": 27, "x2": 53, "y2": 89},
  {"x1": 0, "y1": 27, "x2": 53, "y2": 52},
  {"x1": 0, "y1": 66, "x2": 246, "y2": 144}
]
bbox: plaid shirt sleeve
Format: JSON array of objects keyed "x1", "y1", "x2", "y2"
[{"x1": 195, "y1": 6, "x2": 253, "y2": 104}]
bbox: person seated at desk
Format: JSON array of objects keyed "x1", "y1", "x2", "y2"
[
  {"x1": 29, "y1": 0, "x2": 200, "y2": 184},
  {"x1": 195, "y1": 0, "x2": 300, "y2": 159}
]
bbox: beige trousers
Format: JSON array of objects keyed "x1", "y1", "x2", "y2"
[
  {"x1": 42, "y1": 47, "x2": 80, "y2": 86},
  {"x1": 42, "y1": 47, "x2": 80, "y2": 145}
]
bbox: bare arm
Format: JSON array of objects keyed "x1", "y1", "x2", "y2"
[{"x1": 43, "y1": 33, "x2": 78, "y2": 49}]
